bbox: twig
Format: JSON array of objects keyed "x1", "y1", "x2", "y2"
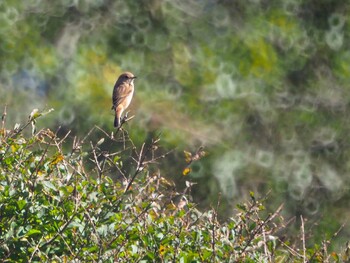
[
  {"x1": 122, "y1": 142, "x2": 146, "y2": 193},
  {"x1": 143, "y1": 149, "x2": 174, "y2": 165},
  {"x1": 39, "y1": 212, "x2": 76, "y2": 249},
  {"x1": 103, "y1": 154, "x2": 128, "y2": 180},
  {"x1": 32, "y1": 126, "x2": 61, "y2": 180},
  {"x1": 112, "y1": 113, "x2": 135, "y2": 141},
  {"x1": 56, "y1": 129, "x2": 71, "y2": 146},
  {"x1": 1, "y1": 104, "x2": 7, "y2": 131},
  {"x1": 173, "y1": 219, "x2": 184, "y2": 262},
  {"x1": 0, "y1": 119, "x2": 32, "y2": 162},
  {"x1": 56, "y1": 231, "x2": 76, "y2": 259},
  {"x1": 211, "y1": 209, "x2": 217, "y2": 262},
  {"x1": 90, "y1": 141, "x2": 103, "y2": 180},
  {"x1": 28, "y1": 236, "x2": 44, "y2": 262},
  {"x1": 83, "y1": 207, "x2": 103, "y2": 261},
  {"x1": 108, "y1": 202, "x2": 153, "y2": 249},
  {"x1": 262, "y1": 230, "x2": 269, "y2": 261},
  {"x1": 81, "y1": 126, "x2": 97, "y2": 145},
  {"x1": 116, "y1": 113, "x2": 135, "y2": 132},
  {"x1": 278, "y1": 238, "x2": 303, "y2": 258},
  {"x1": 95, "y1": 125, "x2": 115, "y2": 140},
  {"x1": 301, "y1": 215, "x2": 306, "y2": 263},
  {"x1": 308, "y1": 221, "x2": 346, "y2": 262},
  {"x1": 239, "y1": 203, "x2": 284, "y2": 256},
  {"x1": 111, "y1": 135, "x2": 163, "y2": 212}
]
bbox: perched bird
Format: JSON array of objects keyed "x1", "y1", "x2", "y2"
[{"x1": 111, "y1": 72, "x2": 136, "y2": 128}]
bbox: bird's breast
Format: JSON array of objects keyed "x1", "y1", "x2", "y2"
[{"x1": 124, "y1": 88, "x2": 134, "y2": 108}]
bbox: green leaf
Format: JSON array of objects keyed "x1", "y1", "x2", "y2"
[
  {"x1": 17, "y1": 199, "x2": 26, "y2": 210},
  {"x1": 249, "y1": 222, "x2": 257, "y2": 231},
  {"x1": 69, "y1": 221, "x2": 85, "y2": 233},
  {"x1": 131, "y1": 244, "x2": 138, "y2": 254},
  {"x1": 26, "y1": 229, "x2": 41, "y2": 236},
  {"x1": 87, "y1": 246, "x2": 99, "y2": 253},
  {"x1": 88, "y1": 191, "x2": 99, "y2": 202},
  {"x1": 236, "y1": 204, "x2": 247, "y2": 212},
  {"x1": 156, "y1": 232, "x2": 164, "y2": 240},
  {"x1": 113, "y1": 156, "x2": 121, "y2": 163},
  {"x1": 42, "y1": 180, "x2": 57, "y2": 191},
  {"x1": 97, "y1": 225, "x2": 108, "y2": 236}
]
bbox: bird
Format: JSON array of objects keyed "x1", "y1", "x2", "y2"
[{"x1": 111, "y1": 72, "x2": 137, "y2": 128}]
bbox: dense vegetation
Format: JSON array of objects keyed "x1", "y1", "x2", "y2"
[
  {"x1": 1, "y1": 0, "x2": 350, "y2": 254},
  {"x1": 0, "y1": 111, "x2": 347, "y2": 262}
]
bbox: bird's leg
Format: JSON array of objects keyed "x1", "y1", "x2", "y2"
[
  {"x1": 118, "y1": 112, "x2": 135, "y2": 131},
  {"x1": 120, "y1": 111, "x2": 129, "y2": 126}
]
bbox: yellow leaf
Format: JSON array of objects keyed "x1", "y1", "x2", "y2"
[
  {"x1": 182, "y1": 167, "x2": 191, "y2": 176},
  {"x1": 149, "y1": 210, "x2": 159, "y2": 219},
  {"x1": 50, "y1": 154, "x2": 64, "y2": 166},
  {"x1": 166, "y1": 203, "x2": 177, "y2": 210},
  {"x1": 184, "y1": 150, "x2": 192, "y2": 163},
  {"x1": 159, "y1": 245, "x2": 166, "y2": 256},
  {"x1": 159, "y1": 177, "x2": 175, "y2": 188}
]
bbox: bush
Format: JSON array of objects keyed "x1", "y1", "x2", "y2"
[{"x1": 0, "y1": 109, "x2": 346, "y2": 262}]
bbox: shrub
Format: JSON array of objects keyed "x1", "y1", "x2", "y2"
[{"x1": 0, "y1": 108, "x2": 346, "y2": 262}]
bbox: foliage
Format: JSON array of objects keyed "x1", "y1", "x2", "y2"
[{"x1": 0, "y1": 110, "x2": 347, "y2": 262}]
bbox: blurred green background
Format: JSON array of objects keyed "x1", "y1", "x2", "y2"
[{"x1": 1, "y1": 0, "x2": 350, "y2": 248}]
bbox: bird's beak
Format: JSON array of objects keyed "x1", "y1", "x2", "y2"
[{"x1": 133, "y1": 76, "x2": 137, "y2": 79}]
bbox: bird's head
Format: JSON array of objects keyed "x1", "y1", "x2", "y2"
[{"x1": 118, "y1": 72, "x2": 137, "y2": 85}]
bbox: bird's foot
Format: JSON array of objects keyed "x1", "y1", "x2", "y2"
[{"x1": 118, "y1": 112, "x2": 135, "y2": 130}]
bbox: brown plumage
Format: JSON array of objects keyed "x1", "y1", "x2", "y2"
[{"x1": 111, "y1": 72, "x2": 136, "y2": 128}]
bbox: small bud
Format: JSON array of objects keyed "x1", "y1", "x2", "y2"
[
  {"x1": 29, "y1": 109, "x2": 41, "y2": 121},
  {"x1": 96, "y1": 138, "x2": 105, "y2": 146}
]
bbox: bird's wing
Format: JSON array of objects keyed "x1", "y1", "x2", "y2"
[{"x1": 112, "y1": 82, "x2": 134, "y2": 108}]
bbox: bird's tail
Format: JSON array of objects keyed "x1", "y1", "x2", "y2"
[{"x1": 114, "y1": 116, "x2": 120, "y2": 128}]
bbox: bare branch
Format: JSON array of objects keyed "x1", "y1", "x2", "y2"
[
  {"x1": 1, "y1": 104, "x2": 7, "y2": 131},
  {"x1": 301, "y1": 215, "x2": 306, "y2": 263}
]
